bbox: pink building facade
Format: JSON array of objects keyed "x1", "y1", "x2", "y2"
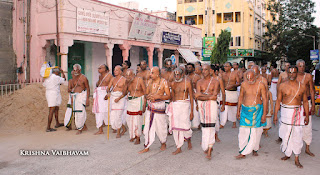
[{"x1": 13, "y1": 0, "x2": 202, "y2": 90}]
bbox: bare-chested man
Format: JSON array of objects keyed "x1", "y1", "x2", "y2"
[
  {"x1": 105, "y1": 65, "x2": 127, "y2": 138},
  {"x1": 296, "y1": 59, "x2": 315, "y2": 157},
  {"x1": 274, "y1": 66, "x2": 309, "y2": 168},
  {"x1": 261, "y1": 66, "x2": 271, "y2": 86},
  {"x1": 220, "y1": 62, "x2": 240, "y2": 128},
  {"x1": 92, "y1": 64, "x2": 113, "y2": 135},
  {"x1": 139, "y1": 67, "x2": 171, "y2": 153},
  {"x1": 161, "y1": 58, "x2": 175, "y2": 84},
  {"x1": 136, "y1": 60, "x2": 150, "y2": 84},
  {"x1": 122, "y1": 60, "x2": 131, "y2": 76},
  {"x1": 195, "y1": 65, "x2": 203, "y2": 78},
  {"x1": 195, "y1": 64, "x2": 220, "y2": 160},
  {"x1": 236, "y1": 70, "x2": 267, "y2": 159},
  {"x1": 277, "y1": 61, "x2": 291, "y2": 88},
  {"x1": 186, "y1": 63, "x2": 201, "y2": 129},
  {"x1": 125, "y1": 69, "x2": 146, "y2": 145},
  {"x1": 210, "y1": 65, "x2": 226, "y2": 142},
  {"x1": 167, "y1": 67, "x2": 193, "y2": 155},
  {"x1": 136, "y1": 64, "x2": 142, "y2": 74},
  {"x1": 65, "y1": 64, "x2": 90, "y2": 135}
]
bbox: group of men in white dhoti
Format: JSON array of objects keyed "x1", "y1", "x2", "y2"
[{"x1": 42, "y1": 57, "x2": 315, "y2": 167}]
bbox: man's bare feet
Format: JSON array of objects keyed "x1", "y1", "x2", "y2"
[
  {"x1": 305, "y1": 145, "x2": 315, "y2": 157},
  {"x1": 94, "y1": 131, "x2": 104, "y2": 135},
  {"x1": 276, "y1": 137, "x2": 282, "y2": 144},
  {"x1": 295, "y1": 157, "x2": 303, "y2": 168},
  {"x1": 263, "y1": 130, "x2": 269, "y2": 137},
  {"x1": 253, "y1": 151, "x2": 258, "y2": 156},
  {"x1": 116, "y1": 129, "x2": 121, "y2": 138},
  {"x1": 139, "y1": 148, "x2": 149, "y2": 154},
  {"x1": 219, "y1": 125, "x2": 224, "y2": 129},
  {"x1": 206, "y1": 148, "x2": 212, "y2": 160},
  {"x1": 66, "y1": 127, "x2": 72, "y2": 131},
  {"x1": 76, "y1": 130, "x2": 82, "y2": 135},
  {"x1": 235, "y1": 154, "x2": 246, "y2": 159},
  {"x1": 160, "y1": 143, "x2": 166, "y2": 151},
  {"x1": 215, "y1": 133, "x2": 221, "y2": 143},
  {"x1": 113, "y1": 129, "x2": 117, "y2": 133},
  {"x1": 82, "y1": 125, "x2": 88, "y2": 131},
  {"x1": 121, "y1": 125, "x2": 127, "y2": 135},
  {"x1": 134, "y1": 137, "x2": 140, "y2": 145},
  {"x1": 232, "y1": 122, "x2": 237, "y2": 128},
  {"x1": 172, "y1": 148, "x2": 182, "y2": 155},
  {"x1": 281, "y1": 156, "x2": 290, "y2": 161},
  {"x1": 129, "y1": 138, "x2": 136, "y2": 142},
  {"x1": 187, "y1": 139, "x2": 192, "y2": 150}
]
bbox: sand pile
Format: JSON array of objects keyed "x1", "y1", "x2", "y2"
[{"x1": 0, "y1": 83, "x2": 95, "y2": 133}]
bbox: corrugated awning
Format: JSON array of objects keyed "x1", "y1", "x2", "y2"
[{"x1": 177, "y1": 48, "x2": 199, "y2": 63}]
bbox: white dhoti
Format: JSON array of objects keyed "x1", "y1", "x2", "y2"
[
  {"x1": 191, "y1": 100, "x2": 200, "y2": 128},
  {"x1": 279, "y1": 105, "x2": 304, "y2": 157},
  {"x1": 144, "y1": 101, "x2": 167, "y2": 148},
  {"x1": 126, "y1": 96, "x2": 144, "y2": 139},
  {"x1": 46, "y1": 90, "x2": 62, "y2": 107},
  {"x1": 220, "y1": 90, "x2": 238, "y2": 126},
  {"x1": 167, "y1": 100, "x2": 192, "y2": 148},
  {"x1": 270, "y1": 78, "x2": 278, "y2": 101},
  {"x1": 198, "y1": 100, "x2": 217, "y2": 151},
  {"x1": 301, "y1": 100, "x2": 312, "y2": 145},
  {"x1": 122, "y1": 96, "x2": 128, "y2": 125},
  {"x1": 64, "y1": 95, "x2": 73, "y2": 128},
  {"x1": 64, "y1": 91, "x2": 87, "y2": 130},
  {"x1": 239, "y1": 127, "x2": 263, "y2": 155},
  {"x1": 264, "y1": 101, "x2": 272, "y2": 130},
  {"x1": 110, "y1": 91, "x2": 126, "y2": 130},
  {"x1": 92, "y1": 86, "x2": 109, "y2": 129}
]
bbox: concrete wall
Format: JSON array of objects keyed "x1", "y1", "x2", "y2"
[{"x1": 0, "y1": 0, "x2": 15, "y2": 82}]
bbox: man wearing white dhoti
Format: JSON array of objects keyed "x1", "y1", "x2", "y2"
[
  {"x1": 220, "y1": 62, "x2": 240, "y2": 128},
  {"x1": 139, "y1": 67, "x2": 171, "y2": 154},
  {"x1": 186, "y1": 63, "x2": 201, "y2": 130},
  {"x1": 105, "y1": 66, "x2": 127, "y2": 138},
  {"x1": 92, "y1": 64, "x2": 113, "y2": 135},
  {"x1": 167, "y1": 68, "x2": 193, "y2": 155},
  {"x1": 64, "y1": 64, "x2": 90, "y2": 135},
  {"x1": 43, "y1": 67, "x2": 66, "y2": 132},
  {"x1": 236, "y1": 70, "x2": 267, "y2": 160},
  {"x1": 296, "y1": 59, "x2": 316, "y2": 157},
  {"x1": 275, "y1": 66, "x2": 309, "y2": 168},
  {"x1": 125, "y1": 69, "x2": 146, "y2": 144},
  {"x1": 195, "y1": 64, "x2": 220, "y2": 160},
  {"x1": 210, "y1": 65, "x2": 226, "y2": 142}
]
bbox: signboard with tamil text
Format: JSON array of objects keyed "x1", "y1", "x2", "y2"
[
  {"x1": 128, "y1": 13, "x2": 158, "y2": 41},
  {"x1": 162, "y1": 32, "x2": 181, "y2": 45},
  {"x1": 77, "y1": 8, "x2": 110, "y2": 35}
]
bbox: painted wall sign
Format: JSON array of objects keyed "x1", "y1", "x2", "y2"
[
  {"x1": 128, "y1": 13, "x2": 158, "y2": 41},
  {"x1": 77, "y1": 8, "x2": 110, "y2": 35}
]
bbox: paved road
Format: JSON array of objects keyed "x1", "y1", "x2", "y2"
[{"x1": 1, "y1": 117, "x2": 319, "y2": 175}]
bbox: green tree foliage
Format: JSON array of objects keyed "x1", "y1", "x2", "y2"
[
  {"x1": 210, "y1": 30, "x2": 231, "y2": 64},
  {"x1": 264, "y1": 0, "x2": 319, "y2": 68}
]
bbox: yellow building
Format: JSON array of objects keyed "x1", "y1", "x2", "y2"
[{"x1": 177, "y1": 0, "x2": 272, "y2": 62}]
